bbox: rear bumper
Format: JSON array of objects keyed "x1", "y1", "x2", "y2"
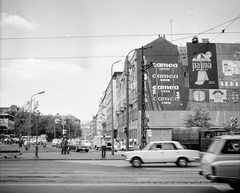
[{"x1": 199, "y1": 171, "x2": 240, "y2": 184}]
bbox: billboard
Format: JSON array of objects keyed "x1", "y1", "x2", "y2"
[
  {"x1": 216, "y1": 43, "x2": 240, "y2": 89},
  {"x1": 187, "y1": 43, "x2": 219, "y2": 89},
  {"x1": 137, "y1": 38, "x2": 189, "y2": 110}
]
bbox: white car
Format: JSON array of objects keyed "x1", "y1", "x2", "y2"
[
  {"x1": 81, "y1": 140, "x2": 92, "y2": 149},
  {"x1": 199, "y1": 135, "x2": 240, "y2": 190},
  {"x1": 51, "y1": 139, "x2": 59, "y2": 147},
  {"x1": 123, "y1": 141, "x2": 200, "y2": 167}
]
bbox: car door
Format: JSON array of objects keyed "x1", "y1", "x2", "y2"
[
  {"x1": 161, "y1": 142, "x2": 179, "y2": 162},
  {"x1": 145, "y1": 142, "x2": 164, "y2": 163}
]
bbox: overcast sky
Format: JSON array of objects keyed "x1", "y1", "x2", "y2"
[{"x1": 0, "y1": 0, "x2": 240, "y2": 121}]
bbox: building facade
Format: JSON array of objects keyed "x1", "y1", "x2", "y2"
[{"x1": 94, "y1": 37, "x2": 240, "y2": 146}]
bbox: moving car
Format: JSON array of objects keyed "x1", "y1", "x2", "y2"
[
  {"x1": 123, "y1": 141, "x2": 200, "y2": 168},
  {"x1": 199, "y1": 135, "x2": 240, "y2": 190}
]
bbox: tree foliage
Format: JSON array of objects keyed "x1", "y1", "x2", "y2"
[
  {"x1": 183, "y1": 107, "x2": 213, "y2": 128},
  {"x1": 13, "y1": 108, "x2": 82, "y2": 141}
]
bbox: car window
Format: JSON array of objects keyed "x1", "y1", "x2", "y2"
[
  {"x1": 162, "y1": 143, "x2": 177, "y2": 150},
  {"x1": 222, "y1": 140, "x2": 240, "y2": 154},
  {"x1": 149, "y1": 143, "x2": 162, "y2": 150},
  {"x1": 205, "y1": 132, "x2": 212, "y2": 138},
  {"x1": 207, "y1": 139, "x2": 222, "y2": 154}
]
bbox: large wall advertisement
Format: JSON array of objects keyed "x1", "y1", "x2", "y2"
[
  {"x1": 188, "y1": 42, "x2": 240, "y2": 108},
  {"x1": 187, "y1": 43, "x2": 219, "y2": 89},
  {"x1": 216, "y1": 43, "x2": 240, "y2": 89},
  {"x1": 137, "y1": 38, "x2": 189, "y2": 110}
]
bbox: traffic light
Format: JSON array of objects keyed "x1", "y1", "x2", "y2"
[{"x1": 123, "y1": 127, "x2": 127, "y2": 133}]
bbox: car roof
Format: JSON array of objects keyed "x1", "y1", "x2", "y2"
[
  {"x1": 213, "y1": 135, "x2": 240, "y2": 140},
  {"x1": 149, "y1": 141, "x2": 179, "y2": 144}
]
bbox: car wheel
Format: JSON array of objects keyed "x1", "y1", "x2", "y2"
[
  {"x1": 131, "y1": 157, "x2": 142, "y2": 168},
  {"x1": 229, "y1": 183, "x2": 240, "y2": 190},
  {"x1": 85, "y1": 149, "x2": 89, "y2": 153},
  {"x1": 75, "y1": 147, "x2": 79, "y2": 152},
  {"x1": 176, "y1": 157, "x2": 188, "y2": 167}
]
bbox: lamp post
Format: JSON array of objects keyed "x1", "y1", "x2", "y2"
[
  {"x1": 53, "y1": 113, "x2": 59, "y2": 139},
  {"x1": 111, "y1": 60, "x2": 121, "y2": 155},
  {"x1": 34, "y1": 110, "x2": 40, "y2": 158},
  {"x1": 125, "y1": 49, "x2": 136, "y2": 151},
  {"x1": 29, "y1": 91, "x2": 45, "y2": 149}
]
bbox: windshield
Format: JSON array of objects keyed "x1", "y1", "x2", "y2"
[{"x1": 207, "y1": 139, "x2": 222, "y2": 154}]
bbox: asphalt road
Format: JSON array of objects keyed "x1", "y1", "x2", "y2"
[
  {"x1": 0, "y1": 184, "x2": 236, "y2": 193},
  {"x1": 0, "y1": 159, "x2": 235, "y2": 192},
  {"x1": 0, "y1": 143, "x2": 235, "y2": 192}
]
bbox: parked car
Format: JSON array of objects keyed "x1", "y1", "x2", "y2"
[
  {"x1": 81, "y1": 140, "x2": 92, "y2": 149},
  {"x1": 67, "y1": 140, "x2": 90, "y2": 152},
  {"x1": 199, "y1": 135, "x2": 240, "y2": 190},
  {"x1": 67, "y1": 140, "x2": 80, "y2": 151},
  {"x1": 123, "y1": 141, "x2": 200, "y2": 168}
]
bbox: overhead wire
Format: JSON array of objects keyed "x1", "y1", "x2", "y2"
[{"x1": 0, "y1": 15, "x2": 239, "y2": 60}]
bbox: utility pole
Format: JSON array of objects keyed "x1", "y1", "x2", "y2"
[
  {"x1": 140, "y1": 46, "x2": 152, "y2": 149},
  {"x1": 141, "y1": 46, "x2": 146, "y2": 149},
  {"x1": 126, "y1": 57, "x2": 130, "y2": 151}
]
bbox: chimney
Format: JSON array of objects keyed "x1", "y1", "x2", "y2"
[{"x1": 202, "y1": 38, "x2": 209, "y2": 43}]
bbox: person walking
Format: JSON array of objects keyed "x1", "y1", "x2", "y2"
[
  {"x1": 101, "y1": 135, "x2": 107, "y2": 159},
  {"x1": 64, "y1": 138, "x2": 69, "y2": 154},
  {"x1": 61, "y1": 137, "x2": 65, "y2": 154}
]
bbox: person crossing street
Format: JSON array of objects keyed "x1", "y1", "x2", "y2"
[{"x1": 101, "y1": 135, "x2": 107, "y2": 159}]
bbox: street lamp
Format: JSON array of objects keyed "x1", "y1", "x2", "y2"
[
  {"x1": 28, "y1": 91, "x2": 45, "y2": 149},
  {"x1": 125, "y1": 49, "x2": 136, "y2": 151},
  {"x1": 53, "y1": 113, "x2": 59, "y2": 139},
  {"x1": 34, "y1": 110, "x2": 40, "y2": 158},
  {"x1": 111, "y1": 60, "x2": 121, "y2": 155}
]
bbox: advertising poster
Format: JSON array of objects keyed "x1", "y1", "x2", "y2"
[
  {"x1": 216, "y1": 43, "x2": 240, "y2": 89},
  {"x1": 209, "y1": 89, "x2": 227, "y2": 103},
  {"x1": 187, "y1": 43, "x2": 219, "y2": 89},
  {"x1": 137, "y1": 38, "x2": 189, "y2": 110}
]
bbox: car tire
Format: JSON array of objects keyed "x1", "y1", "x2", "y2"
[
  {"x1": 176, "y1": 157, "x2": 188, "y2": 167},
  {"x1": 85, "y1": 149, "x2": 89, "y2": 153},
  {"x1": 131, "y1": 157, "x2": 142, "y2": 168},
  {"x1": 76, "y1": 148, "x2": 79, "y2": 152}
]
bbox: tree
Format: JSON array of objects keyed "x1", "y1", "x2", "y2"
[
  {"x1": 14, "y1": 111, "x2": 29, "y2": 135},
  {"x1": 183, "y1": 107, "x2": 213, "y2": 128}
]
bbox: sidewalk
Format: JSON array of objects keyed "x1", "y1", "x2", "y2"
[{"x1": 0, "y1": 143, "x2": 125, "y2": 161}]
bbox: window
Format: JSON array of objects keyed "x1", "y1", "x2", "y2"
[
  {"x1": 222, "y1": 140, "x2": 240, "y2": 154},
  {"x1": 162, "y1": 143, "x2": 177, "y2": 150},
  {"x1": 205, "y1": 132, "x2": 212, "y2": 138},
  {"x1": 149, "y1": 143, "x2": 162, "y2": 150}
]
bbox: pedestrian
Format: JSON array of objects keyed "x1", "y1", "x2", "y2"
[
  {"x1": 101, "y1": 135, "x2": 107, "y2": 159},
  {"x1": 61, "y1": 137, "x2": 65, "y2": 154},
  {"x1": 64, "y1": 138, "x2": 69, "y2": 154}
]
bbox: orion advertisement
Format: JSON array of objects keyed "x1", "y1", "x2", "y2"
[
  {"x1": 137, "y1": 38, "x2": 189, "y2": 110},
  {"x1": 187, "y1": 43, "x2": 219, "y2": 89}
]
